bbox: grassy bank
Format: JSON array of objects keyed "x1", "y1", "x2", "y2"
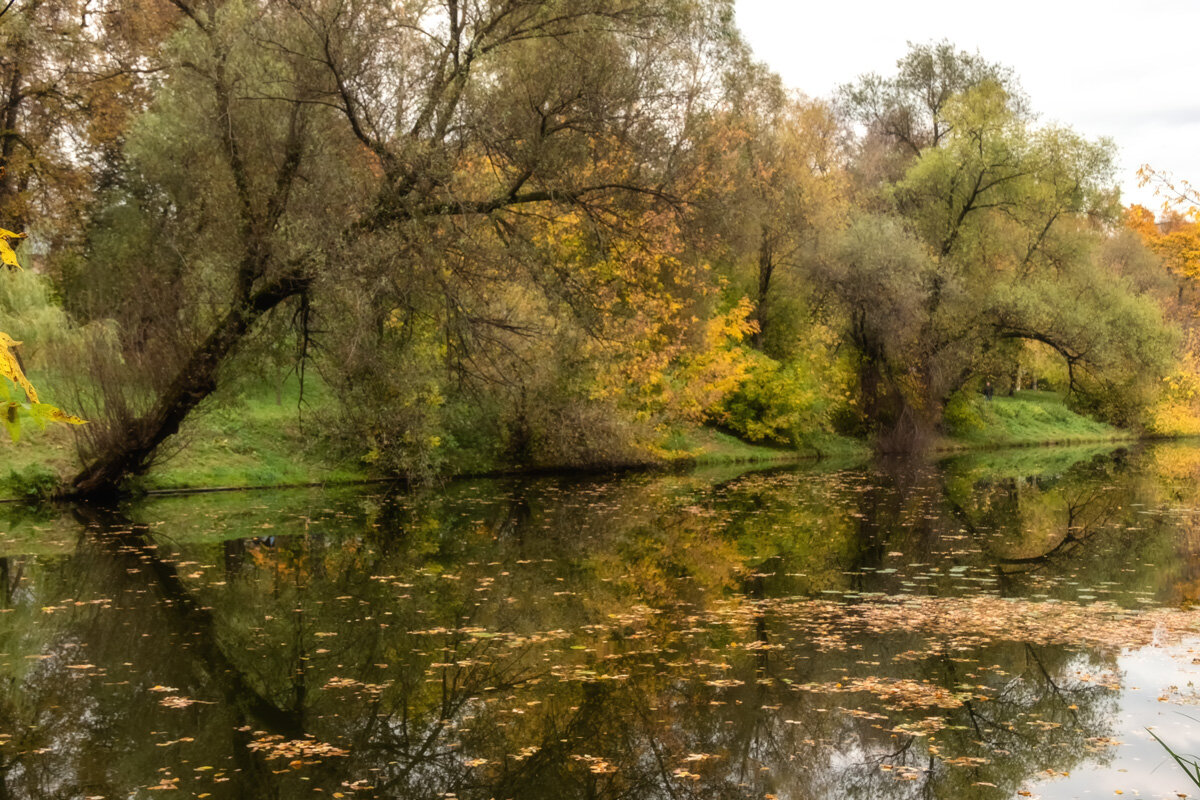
[
  {"x1": 0, "y1": 385, "x2": 1135, "y2": 502},
  {"x1": 0, "y1": 379, "x2": 853, "y2": 500},
  {"x1": 941, "y1": 390, "x2": 1131, "y2": 450},
  {"x1": 139, "y1": 397, "x2": 366, "y2": 492},
  {"x1": 1, "y1": 378, "x2": 367, "y2": 501},
  {"x1": 668, "y1": 428, "x2": 868, "y2": 466}
]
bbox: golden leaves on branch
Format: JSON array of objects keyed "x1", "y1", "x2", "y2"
[
  {"x1": 0, "y1": 225, "x2": 87, "y2": 441},
  {"x1": 0, "y1": 228, "x2": 25, "y2": 271},
  {"x1": 0, "y1": 331, "x2": 86, "y2": 441},
  {"x1": 1139, "y1": 164, "x2": 1200, "y2": 211},
  {"x1": 0, "y1": 332, "x2": 37, "y2": 402}
]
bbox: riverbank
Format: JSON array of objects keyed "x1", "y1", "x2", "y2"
[
  {"x1": 936, "y1": 390, "x2": 1134, "y2": 451},
  {"x1": 0, "y1": 386, "x2": 1144, "y2": 501}
]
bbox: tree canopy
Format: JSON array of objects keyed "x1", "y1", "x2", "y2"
[{"x1": 0, "y1": 6, "x2": 1188, "y2": 494}]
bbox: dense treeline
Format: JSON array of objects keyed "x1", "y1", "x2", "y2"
[{"x1": 0, "y1": 0, "x2": 1192, "y2": 496}]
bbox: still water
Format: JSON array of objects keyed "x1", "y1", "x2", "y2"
[{"x1": 2, "y1": 443, "x2": 1200, "y2": 798}]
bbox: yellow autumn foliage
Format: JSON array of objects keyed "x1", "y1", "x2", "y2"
[
  {"x1": 1148, "y1": 344, "x2": 1200, "y2": 436},
  {"x1": 1125, "y1": 205, "x2": 1200, "y2": 434},
  {"x1": 0, "y1": 228, "x2": 25, "y2": 271},
  {"x1": 0, "y1": 332, "x2": 37, "y2": 402},
  {"x1": 0, "y1": 226, "x2": 86, "y2": 441}
]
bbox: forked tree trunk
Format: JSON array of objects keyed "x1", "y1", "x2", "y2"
[{"x1": 66, "y1": 275, "x2": 308, "y2": 499}]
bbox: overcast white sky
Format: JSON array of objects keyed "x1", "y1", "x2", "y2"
[{"x1": 734, "y1": 0, "x2": 1200, "y2": 210}]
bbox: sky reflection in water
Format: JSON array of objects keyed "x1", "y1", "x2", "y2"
[{"x1": 0, "y1": 443, "x2": 1199, "y2": 798}]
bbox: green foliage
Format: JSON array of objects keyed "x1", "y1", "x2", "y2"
[
  {"x1": 824, "y1": 57, "x2": 1175, "y2": 446},
  {"x1": 947, "y1": 391, "x2": 1121, "y2": 447},
  {"x1": 986, "y1": 271, "x2": 1177, "y2": 428},
  {"x1": 0, "y1": 463, "x2": 59, "y2": 502},
  {"x1": 840, "y1": 39, "x2": 1020, "y2": 156},
  {"x1": 720, "y1": 353, "x2": 816, "y2": 445},
  {"x1": 1147, "y1": 727, "x2": 1200, "y2": 789},
  {"x1": 943, "y1": 392, "x2": 986, "y2": 435},
  {"x1": 718, "y1": 326, "x2": 851, "y2": 447},
  {"x1": 329, "y1": 316, "x2": 455, "y2": 481}
]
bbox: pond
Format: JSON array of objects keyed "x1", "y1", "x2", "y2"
[{"x1": 2, "y1": 442, "x2": 1200, "y2": 798}]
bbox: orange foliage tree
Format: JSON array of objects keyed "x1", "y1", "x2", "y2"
[{"x1": 1125, "y1": 168, "x2": 1200, "y2": 433}]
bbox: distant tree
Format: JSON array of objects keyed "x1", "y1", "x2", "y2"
[
  {"x1": 840, "y1": 39, "x2": 1021, "y2": 158},
  {"x1": 0, "y1": 0, "x2": 174, "y2": 234},
  {"x1": 699, "y1": 61, "x2": 849, "y2": 353},
  {"x1": 1125, "y1": 203, "x2": 1200, "y2": 293},
  {"x1": 832, "y1": 48, "x2": 1174, "y2": 447}
]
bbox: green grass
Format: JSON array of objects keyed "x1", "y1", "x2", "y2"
[
  {"x1": 0, "y1": 423, "x2": 80, "y2": 500},
  {"x1": 0, "y1": 383, "x2": 1131, "y2": 502},
  {"x1": 139, "y1": 378, "x2": 365, "y2": 492},
  {"x1": 943, "y1": 390, "x2": 1129, "y2": 450},
  {"x1": 6, "y1": 377, "x2": 863, "y2": 500},
  {"x1": 673, "y1": 429, "x2": 796, "y2": 464},
  {"x1": 0, "y1": 375, "x2": 367, "y2": 501},
  {"x1": 667, "y1": 428, "x2": 869, "y2": 467},
  {"x1": 939, "y1": 441, "x2": 1128, "y2": 481}
]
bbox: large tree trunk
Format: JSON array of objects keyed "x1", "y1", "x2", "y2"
[
  {"x1": 0, "y1": 61, "x2": 24, "y2": 225},
  {"x1": 751, "y1": 224, "x2": 773, "y2": 349},
  {"x1": 66, "y1": 274, "x2": 308, "y2": 499}
]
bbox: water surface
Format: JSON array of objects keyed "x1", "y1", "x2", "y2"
[{"x1": 2, "y1": 443, "x2": 1200, "y2": 798}]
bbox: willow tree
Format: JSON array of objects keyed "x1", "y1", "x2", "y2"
[
  {"x1": 65, "y1": 0, "x2": 741, "y2": 496},
  {"x1": 897, "y1": 82, "x2": 1173, "y2": 423},
  {"x1": 834, "y1": 45, "x2": 1176, "y2": 448}
]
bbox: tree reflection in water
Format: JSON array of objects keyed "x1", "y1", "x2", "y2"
[{"x1": 0, "y1": 443, "x2": 1198, "y2": 798}]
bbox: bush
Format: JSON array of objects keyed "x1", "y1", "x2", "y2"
[
  {"x1": 1, "y1": 463, "x2": 61, "y2": 502},
  {"x1": 718, "y1": 349, "x2": 844, "y2": 446},
  {"x1": 943, "y1": 392, "x2": 985, "y2": 435}
]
